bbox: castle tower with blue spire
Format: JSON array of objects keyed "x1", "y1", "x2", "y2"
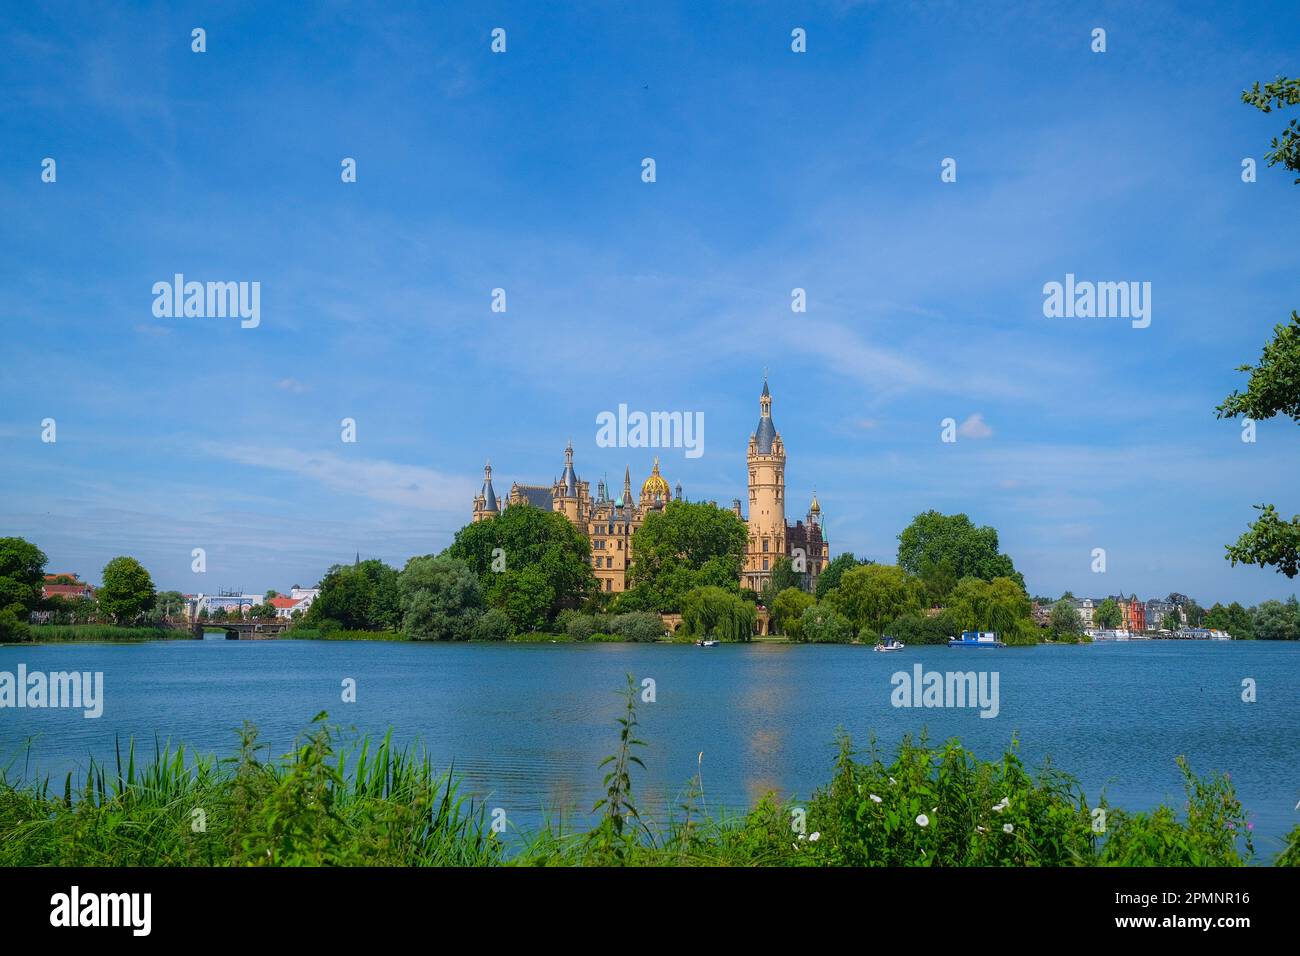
[{"x1": 469, "y1": 377, "x2": 827, "y2": 596}]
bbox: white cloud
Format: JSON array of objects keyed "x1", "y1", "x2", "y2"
[
  {"x1": 200, "y1": 442, "x2": 475, "y2": 512},
  {"x1": 958, "y1": 413, "x2": 994, "y2": 439}
]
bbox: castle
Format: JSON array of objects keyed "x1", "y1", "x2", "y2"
[{"x1": 471, "y1": 380, "x2": 829, "y2": 595}]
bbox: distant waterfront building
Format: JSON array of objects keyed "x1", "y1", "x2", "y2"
[
  {"x1": 42, "y1": 573, "x2": 95, "y2": 602},
  {"x1": 1146, "y1": 599, "x2": 1183, "y2": 629},
  {"x1": 288, "y1": 586, "x2": 319, "y2": 612},
  {"x1": 191, "y1": 592, "x2": 263, "y2": 619},
  {"x1": 1071, "y1": 598, "x2": 1095, "y2": 627},
  {"x1": 269, "y1": 596, "x2": 300, "y2": 619},
  {"x1": 471, "y1": 379, "x2": 830, "y2": 595}
]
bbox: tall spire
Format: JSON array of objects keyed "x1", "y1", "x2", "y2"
[
  {"x1": 622, "y1": 465, "x2": 632, "y2": 506},
  {"x1": 754, "y1": 376, "x2": 776, "y2": 453},
  {"x1": 560, "y1": 440, "x2": 577, "y2": 497},
  {"x1": 481, "y1": 461, "x2": 499, "y2": 512}
]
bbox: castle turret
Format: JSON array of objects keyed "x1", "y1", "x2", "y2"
[
  {"x1": 472, "y1": 461, "x2": 500, "y2": 522},
  {"x1": 745, "y1": 377, "x2": 786, "y2": 592},
  {"x1": 554, "y1": 440, "x2": 581, "y2": 524}
]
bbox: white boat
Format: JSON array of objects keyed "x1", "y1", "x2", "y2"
[
  {"x1": 873, "y1": 637, "x2": 905, "y2": 652},
  {"x1": 696, "y1": 639, "x2": 719, "y2": 647}
]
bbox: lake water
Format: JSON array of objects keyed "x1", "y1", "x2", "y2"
[{"x1": 1, "y1": 638, "x2": 1297, "y2": 854}]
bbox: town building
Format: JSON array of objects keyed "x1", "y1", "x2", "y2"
[
  {"x1": 471, "y1": 379, "x2": 829, "y2": 595},
  {"x1": 189, "y1": 592, "x2": 264, "y2": 620},
  {"x1": 42, "y1": 573, "x2": 96, "y2": 602},
  {"x1": 1146, "y1": 599, "x2": 1184, "y2": 630},
  {"x1": 1071, "y1": 598, "x2": 1095, "y2": 627}
]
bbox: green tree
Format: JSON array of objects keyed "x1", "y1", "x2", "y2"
[
  {"x1": 98, "y1": 556, "x2": 156, "y2": 625},
  {"x1": 609, "y1": 612, "x2": 664, "y2": 643},
  {"x1": 1204, "y1": 601, "x2": 1254, "y2": 639},
  {"x1": 473, "y1": 607, "x2": 514, "y2": 641},
  {"x1": 825, "y1": 564, "x2": 919, "y2": 638},
  {"x1": 761, "y1": 556, "x2": 803, "y2": 605},
  {"x1": 815, "y1": 552, "x2": 869, "y2": 600},
  {"x1": 1252, "y1": 597, "x2": 1300, "y2": 641},
  {"x1": 1214, "y1": 79, "x2": 1300, "y2": 576},
  {"x1": 770, "y1": 587, "x2": 815, "y2": 640},
  {"x1": 1050, "y1": 599, "x2": 1083, "y2": 639},
  {"x1": 679, "y1": 585, "x2": 755, "y2": 641},
  {"x1": 917, "y1": 557, "x2": 959, "y2": 607},
  {"x1": 896, "y1": 511, "x2": 1024, "y2": 590},
  {"x1": 1161, "y1": 611, "x2": 1182, "y2": 632},
  {"x1": 622, "y1": 502, "x2": 748, "y2": 612},
  {"x1": 445, "y1": 505, "x2": 595, "y2": 630},
  {"x1": 882, "y1": 609, "x2": 961, "y2": 646},
  {"x1": 1242, "y1": 75, "x2": 1300, "y2": 182},
  {"x1": 0, "y1": 607, "x2": 30, "y2": 642},
  {"x1": 398, "y1": 555, "x2": 483, "y2": 641},
  {"x1": 947, "y1": 576, "x2": 1039, "y2": 645},
  {"x1": 0, "y1": 537, "x2": 47, "y2": 632},
  {"x1": 799, "y1": 603, "x2": 853, "y2": 643},
  {"x1": 1094, "y1": 598, "x2": 1123, "y2": 630},
  {"x1": 308, "y1": 566, "x2": 376, "y2": 630},
  {"x1": 150, "y1": 590, "x2": 188, "y2": 622}
]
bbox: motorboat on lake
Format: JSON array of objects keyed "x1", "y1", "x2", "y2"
[
  {"x1": 696, "y1": 639, "x2": 719, "y2": 647},
  {"x1": 873, "y1": 637, "x2": 905, "y2": 652}
]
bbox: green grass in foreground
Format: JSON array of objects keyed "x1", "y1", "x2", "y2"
[
  {"x1": 21, "y1": 624, "x2": 188, "y2": 643},
  {"x1": 2, "y1": 677, "x2": 1296, "y2": 867}
]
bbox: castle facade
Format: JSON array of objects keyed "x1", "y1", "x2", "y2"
[{"x1": 471, "y1": 381, "x2": 829, "y2": 595}]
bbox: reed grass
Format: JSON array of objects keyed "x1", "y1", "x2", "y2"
[{"x1": 23, "y1": 624, "x2": 188, "y2": 643}]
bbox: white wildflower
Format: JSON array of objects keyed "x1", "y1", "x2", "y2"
[
  {"x1": 870, "y1": 794, "x2": 882, "y2": 803},
  {"x1": 916, "y1": 813, "x2": 929, "y2": 828},
  {"x1": 1003, "y1": 823, "x2": 1014, "y2": 834}
]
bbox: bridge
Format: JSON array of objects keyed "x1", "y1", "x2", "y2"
[{"x1": 184, "y1": 618, "x2": 292, "y2": 640}]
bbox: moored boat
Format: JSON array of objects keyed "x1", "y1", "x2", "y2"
[
  {"x1": 948, "y1": 630, "x2": 1005, "y2": 648},
  {"x1": 873, "y1": 637, "x2": 905, "y2": 652}
]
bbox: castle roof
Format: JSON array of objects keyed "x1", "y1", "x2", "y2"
[{"x1": 513, "y1": 485, "x2": 553, "y2": 510}]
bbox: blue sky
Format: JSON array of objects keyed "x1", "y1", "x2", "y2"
[{"x1": 2, "y1": 1, "x2": 1298, "y2": 604}]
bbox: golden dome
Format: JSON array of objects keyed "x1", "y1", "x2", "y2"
[
  {"x1": 810, "y1": 493, "x2": 821, "y2": 514},
  {"x1": 641, "y1": 457, "x2": 671, "y2": 499}
]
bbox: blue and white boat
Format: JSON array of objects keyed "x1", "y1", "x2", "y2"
[
  {"x1": 873, "y1": 636, "x2": 905, "y2": 652},
  {"x1": 948, "y1": 630, "x2": 1005, "y2": 648}
]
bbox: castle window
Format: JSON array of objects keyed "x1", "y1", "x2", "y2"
[
  {"x1": 762, "y1": 558, "x2": 769, "y2": 571},
  {"x1": 762, "y1": 539, "x2": 769, "y2": 552}
]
